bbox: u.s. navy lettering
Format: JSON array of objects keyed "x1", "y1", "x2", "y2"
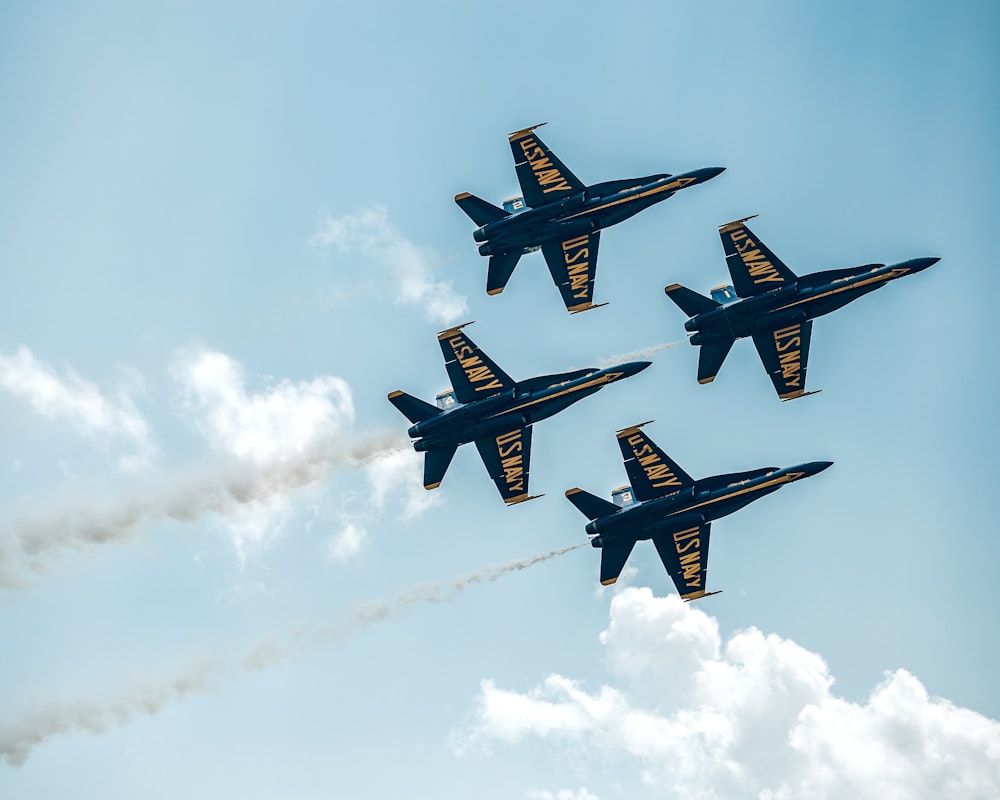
[
  {"x1": 447, "y1": 335, "x2": 504, "y2": 392},
  {"x1": 562, "y1": 235, "x2": 591, "y2": 299},
  {"x1": 495, "y1": 429, "x2": 525, "y2": 493},
  {"x1": 772, "y1": 325, "x2": 802, "y2": 388},
  {"x1": 729, "y1": 228, "x2": 785, "y2": 285},
  {"x1": 672, "y1": 526, "x2": 703, "y2": 588},
  {"x1": 519, "y1": 137, "x2": 572, "y2": 194},
  {"x1": 625, "y1": 432, "x2": 682, "y2": 488}
]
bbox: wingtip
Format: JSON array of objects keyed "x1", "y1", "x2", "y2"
[
  {"x1": 454, "y1": 191, "x2": 472, "y2": 202},
  {"x1": 600, "y1": 577, "x2": 618, "y2": 586},
  {"x1": 424, "y1": 482, "x2": 442, "y2": 490},
  {"x1": 615, "y1": 420, "x2": 655, "y2": 436},
  {"x1": 663, "y1": 283, "x2": 682, "y2": 294},
  {"x1": 719, "y1": 214, "x2": 758, "y2": 232},
  {"x1": 437, "y1": 320, "x2": 476, "y2": 338},
  {"x1": 698, "y1": 377, "x2": 716, "y2": 385},
  {"x1": 387, "y1": 390, "x2": 404, "y2": 399},
  {"x1": 565, "y1": 487, "x2": 583, "y2": 497},
  {"x1": 486, "y1": 288, "x2": 504, "y2": 296},
  {"x1": 508, "y1": 122, "x2": 547, "y2": 140}
]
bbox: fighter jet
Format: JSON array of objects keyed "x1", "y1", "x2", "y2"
[
  {"x1": 664, "y1": 215, "x2": 941, "y2": 399},
  {"x1": 565, "y1": 422, "x2": 832, "y2": 598},
  {"x1": 455, "y1": 123, "x2": 725, "y2": 313},
  {"x1": 388, "y1": 323, "x2": 650, "y2": 505}
]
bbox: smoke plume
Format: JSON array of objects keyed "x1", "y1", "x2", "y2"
[
  {"x1": 0, "y1": 544, "x2": 582, "y2": 766},
  {"x1": 596, "y1": 341, "x2": 679, "y2": 368}
]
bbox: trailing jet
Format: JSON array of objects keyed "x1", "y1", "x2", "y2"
[
  {"x1": 664, "y1": 216, "x2": 940, "y2": 399},
  {"x1": 388, "y1": 323, "x2": 650, "y2": 505},
  {"x1": 566, "y1": 422, "x2": 831, "y2": 598},
  {"x1": 455, "y1": 123, "x2": 724, "y2": 314}
]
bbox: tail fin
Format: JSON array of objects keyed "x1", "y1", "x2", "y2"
[
  {"x1": 664, "y1": 284, "x2": 720, "y2": 317},
  {"x1": 423, "y1": 445, "x2": 458, "y2": 490},
  {"x1": 487, "y1": 252, "x2": 522, "y2": 296},
  {"x1": 388, "y1": 391, "x2": 442, "y2": 424},
  {"x1": 697, "y1": 340, "x2": 735, "y2": 384},
  {"x1": 565, "y1": 487, "x2": 621, "y2": 521},
  {"x1": 455, "y1": 193, "x2": 510, "y2": 226}
]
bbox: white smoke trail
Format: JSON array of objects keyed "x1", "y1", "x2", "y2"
[
  {"x1": 0, "y1": 431, "x2": 408, "y2": 589},
  {"x1": 596, "y1": 341, "x2": 680, "y2": 368},
  {"x1": 0, "y1": 544, "x2": 584, "y2": 766}
]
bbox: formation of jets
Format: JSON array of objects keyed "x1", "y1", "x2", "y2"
[{"x1": 389, "y1": 124, "x2": 939, "y2": 599}]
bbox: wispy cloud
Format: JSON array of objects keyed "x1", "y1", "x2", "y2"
[
  {"x1": 0, "y1": 347, "x2": 408, "y2": 586},
  {"x1": 310, "y1": 205, "x2": 468, "y2": 324},
  {"x1": 0, "y1": 347, "x2": 156, "y2": 471},
  {"x1": 0, "y1": 545, "x2": 582, "y2": 766},
  {"x1": 456, "y1": 587, "x2": 1000, "y2": 799}
]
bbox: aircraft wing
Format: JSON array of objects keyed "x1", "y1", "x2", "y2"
[
  {"x1": 751, "y1": 320, "x2": 813, "y2": 400},
  {"x1": 475, "y1": 425, "x2": 534, "y2": 504},
  {"x1": 508, "y1": 124, "x2": 585, "y2": 209},
  {"x1": 438, "y1": 325, "x2": 515, "y2": 404},
  {"x1": 616, "y1": 424, "x2": 693, "y2": 501},
  {"x1": 653, "y1": 523, "x2": 712, "y2": 600},
  {"x1": 719, "y1": 217, "x2": 798, "y2": 298},
  {"x1": 599, "y1": 539, "x2": 637, "y2": 586},
  {"x1": 541, "y1": 232, "x2": 600, "y2": 312}
]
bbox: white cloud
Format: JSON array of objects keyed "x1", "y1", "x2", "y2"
[
  {"x1": 325, "y1": 518, "x2": 367, "y2": 563},
  {"x1": 310, "y1": 205, "x2": 468, "y2": 324},
  {"x1": 0, "y1": 347, "x2": 156, "y2": 470},
  {"x1": 365, "y1": 447, "x2": 441, "y2": 519},
  {"x1": 458, "y1": 587, "x2": 1000, "y2": 800}
]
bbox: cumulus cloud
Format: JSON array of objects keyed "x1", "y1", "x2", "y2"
[
  {"x1": 310, "y1": 205, "x2": 468, "y2": 324},
  {"x1": 0, "y1": 346, "x2": 156, "y2": 470},
  {"x1": 457, "y1": 587, "x2": 1000, "y2": 800},
  {"x1": 526, "y1": 790, "x2": 599, "y2": 800}
]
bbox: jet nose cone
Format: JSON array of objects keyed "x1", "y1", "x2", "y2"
[
  {"x1": 699, "y1": 166, "x2": 726, "y2": 182},
  {"x1": 908, "y1": 256, "x2": 941, "y2": 272},
  {"x1": 617, "y1": 361, "x2": 653, "y2": 378},
  {"x1": 799, "y1": 460, "x2": 834, "y2": 478}
]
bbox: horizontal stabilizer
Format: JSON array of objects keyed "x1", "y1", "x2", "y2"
[
  {"x1": 600, "y1": 540, "x2": 636, "y2": 586},
  {"x1": 423, "y1": 445, "x2": 458, "y2": 490},
  {"x1": 565, "y1": 487, "x2": 621, "y2": 521},
  {"x1": 487, "y1": 252, "x2": 522, "y2": 296},
  {"x1": 388, "y1": 390, "x2": 443, "y2": 424},
  {"x1": 698, "y1": 340, "x2": 734, "y2": 384},
  {"x1": 664, "y1": 284, "x2": 720, "y2": 317},
  {"x1": 455, "y1": 192, "x2": 509, "y2": 227}
]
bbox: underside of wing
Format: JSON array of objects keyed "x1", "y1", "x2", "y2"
[
  {"x1": 719, "y1": 217, "x2": 798, "y2": 297},
  {"x1": 541, "y1": 232, "x2": 600, "y2": 313},
  {"x1": 600, "y1": 539, "x2": 637, "y2": 586},
  {"x1": 475, "y1": 426, "x2": 534, "y2": 504},
  {"x1": 438, "y1": 324, "x2": 514, "y2": 404},
  {"x1": 508, "y1": 124, "x2": 585, "y2": 209},
  {"x1": 653, "y1": 523, "x2": 712, "y2": 600},
  {"x1": 616, "y1": 424, "x2": 693, "y2": 501},
  {"x1": 752, "y1": 320, "x2": 813, "y2": 400}
]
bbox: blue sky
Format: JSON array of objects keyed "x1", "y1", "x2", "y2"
[{"x1": 2, "y1": 2, "x2": 998, "y2": 798}]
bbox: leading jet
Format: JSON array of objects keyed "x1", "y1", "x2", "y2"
[
  {"x1": 664, "y1": 215, "x2": 941, "y2": 399},
  {"x1": 565, "y1": 422, "x2": 831, "y2": 598},
  {"x1": 388, "y1": 323, "x2": 650, "y2": 505},
  {"x1": 455, "y1": 123, "x2": 725, "y2": 314}
]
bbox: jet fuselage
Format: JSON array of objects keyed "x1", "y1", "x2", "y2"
[
  {"x1": 408, "y1": 361, "x2": 650, "y2": 452},
  {"x1": 474, "y1": 167, "x2": 725, "y2": 256},
  {"x1": 587, "y1": 461, "x2": 832, "y2": 547},
  {"x1": 685, "y1": 257, "x2": 940, "y2": 346}
]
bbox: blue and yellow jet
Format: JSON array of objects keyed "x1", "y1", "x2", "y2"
[
  {"x1": 388, "y1": 323, "x2": 650, "y2": 505},
  {"x1": 566, "y1": 422, "x2": 831, "y2": 598},
  {"x1": 664, "y1": 216, "x2": 941, "y2": 399},
  {"x1": 455, "y1": 123, "x2": 725, "y2": 313}
]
